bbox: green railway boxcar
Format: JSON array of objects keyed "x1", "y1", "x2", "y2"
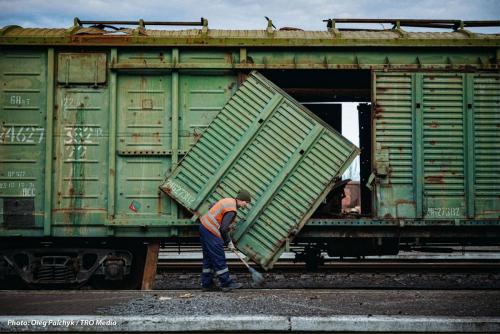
[{"x1": 0, "y1": 18, "x2": 499, "y2": 287}]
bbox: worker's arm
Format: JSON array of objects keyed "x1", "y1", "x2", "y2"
[{"x1": 220, "y1": 211, "x2": 236, "y2": 246}]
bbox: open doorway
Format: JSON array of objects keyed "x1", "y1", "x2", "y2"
[{"x1": 260, "y1": 69, "x2": 372, "y2": 218}]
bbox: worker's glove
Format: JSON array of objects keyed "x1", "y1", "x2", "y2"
[{"x1": 228, "y1": 241, "x2": 236, "y2": 251}]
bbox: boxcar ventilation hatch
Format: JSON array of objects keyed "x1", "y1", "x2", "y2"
[{"x1": 160, "y1": 71, "x2": 359, "y2": 270}]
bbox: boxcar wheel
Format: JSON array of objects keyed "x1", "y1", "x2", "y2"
[{"x1": 90, "y1": 244, "x2": 147, "y2": 290}]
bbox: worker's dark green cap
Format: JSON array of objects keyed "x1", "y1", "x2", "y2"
[{"x1": 236, "y1": 189, "x2": 251, "y2": 202}]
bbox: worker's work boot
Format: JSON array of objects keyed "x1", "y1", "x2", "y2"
[
  {"x1": 221, "y1": 281, "x2": 243, "y2": 292},
  {"x1": 201, "y1": 284, "x2": 219, "y2": 292}
]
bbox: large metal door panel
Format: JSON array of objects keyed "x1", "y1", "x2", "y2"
[
  {"x1": 0, "y1": 50, "x2": 47, "y2": 230},
  {"x1": 115, "y1": 74, "x2": 171, "y2": 219},
  {"x1": 422, "y1": 73, "x2": 466, "y2": 219},
  {"x1": 373, "y1": 71, "x2": 499, "y2": 220},
  {"x1": 179, "y1": 74, "x2": 237, "y2": 152},
  {"x1": 372, "y1": 72, "x2": 415, "y2": 218},
  {"x1": 473, "y1": 73, "x2": 500, "y2": 219},
  {"x1": 52, "y1": 87, "x2": 109, "y2": 225},
  {"x1": 161, "y1": 71, "x2": 359, "y2": 269}
]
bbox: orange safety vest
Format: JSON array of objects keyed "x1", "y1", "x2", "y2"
[{"x1": 200, "y1": 198, "x2": 237, "y2": 238}]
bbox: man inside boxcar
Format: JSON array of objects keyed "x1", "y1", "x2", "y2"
[{"x1": 198, "y1": 189, "x2": 251, "y2": 292}]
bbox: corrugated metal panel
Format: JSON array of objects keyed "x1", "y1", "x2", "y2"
[
  {"x1": 0, "y1": 50, "x2": 47, "y2": 228},
  {"x1": 115, "y1": 74, "x2": 170, "y2": 218},
  {"x1": 373, "y1": 72, "x2": 416, "y2": 218},
  {"x1": 0, "y1": 27, "x2": 66, "y2": 37},
  {"x1": 407, "y1": 31, "x2": 476, "y2": 39},
  {"x1": 474, "y1": 73, "x2": 500, "y2": 218},
  {"x1": 52, "y1": 86, "x2": 109, "y2": 225},
  {"x1": 374, "y1": 71, "x2": 499, "y2": 220},
  {"x1": 113, "y1": 73, "x2": 238, "y2": 219},
  {"x1": 57, "y1": 53, "x2": 107, "y2": 84},
  {"x1": 422, "y1": 74, "x2": 465, "y2": 218},
  {"x1": 161, "y1": 71, "x2": 359, "y2": 269},
  {"x1": 179, "y1": 74, "x2": 238, "y2": 151},
  {"x1": 117, "y1": 75, "x2": 171, "y2": 154}
]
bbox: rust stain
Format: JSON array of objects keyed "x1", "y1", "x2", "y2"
[
  {"x1": 53, "y1": 208, "x2": 106, "y2": 212},
  {"x1": 425, "y1": 176, "x2": 444, "y2": 184},
  {"x1": 71, "y1": 36, "x2": 133, "y2": 45},
  {"x1": 430, "y1": 140, "x2": 436, "y2": 146},
  {"x1": 192, "y1": 129, "x2": 202, "y2": 143},
  {"x1": 374, "y1": 103, "x2": 384, "y2": 118},
  {"x1": 395, "y1": 199, "x2": 415, "y2": 205},
  {"x1": 157, "y1": 191, "x2": 162, "y2": 214},
  {"x1": 110, "y1": 169, "x2": 115, "y2": 177},
  {"x1": 160, "y1": 186, "x2": 172, "y2": 196},
  {"x1": 430, "y1": 121, "x2": 439, "y2": 129}
]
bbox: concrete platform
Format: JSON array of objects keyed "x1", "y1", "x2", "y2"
[
  {"x1": 1, "y1": 289, "x2": 499, "y2": 332},
  {"x1": 1, "y1": 315, "x2": 500, "y2": 332}
]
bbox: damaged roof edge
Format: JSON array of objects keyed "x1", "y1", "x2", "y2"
[{"x1": 1, "y1": 26, "x2": 499, "y2": 47}]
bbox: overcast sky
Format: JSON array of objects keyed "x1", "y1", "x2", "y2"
[{"x1": 1, "y1": 0, "x2": 499, "y2": 32}]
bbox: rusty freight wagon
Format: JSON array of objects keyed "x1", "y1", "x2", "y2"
[{"x1": 0, "y1": 18, "x2": 499, "y2": 288}]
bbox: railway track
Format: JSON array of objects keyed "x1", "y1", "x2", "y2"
[
  {"x1": 155, "y1": 250, "x2": 500, "y2": 290},
  {"x1": 157, "y1": 248, "x2": 500, "y2": 271},
  {"x1": 158, "y1": 260, "x2": 500, "y2": 271}
]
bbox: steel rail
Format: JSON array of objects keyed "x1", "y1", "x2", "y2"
[{"x1": 157, "y1": 259, "x2": 500, "y2": 270}]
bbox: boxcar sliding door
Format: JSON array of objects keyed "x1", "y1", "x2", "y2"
[
  {"x1": 372, "y1": 71, "x2": 500, "y2": 220},
  {"x1": 114, "y1": 70, "x2": 238, "y2": 226}
]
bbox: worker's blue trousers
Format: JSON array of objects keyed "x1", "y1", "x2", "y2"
[{"x1": 199, "y1": 223, "x2": 232, "y2": 287}]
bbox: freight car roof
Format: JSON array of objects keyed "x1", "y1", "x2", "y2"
[{"x1": 1, "y1": 25, "x2": 499, "y2": 47}]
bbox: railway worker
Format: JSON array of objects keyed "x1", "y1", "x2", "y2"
[{"x1": 198, "y1": 189, "x2": 251, "y2": 292}]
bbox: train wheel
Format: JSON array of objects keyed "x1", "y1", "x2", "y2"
[{"x1": 90, "y1": 244, "x2": 147, "y2": 290}]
